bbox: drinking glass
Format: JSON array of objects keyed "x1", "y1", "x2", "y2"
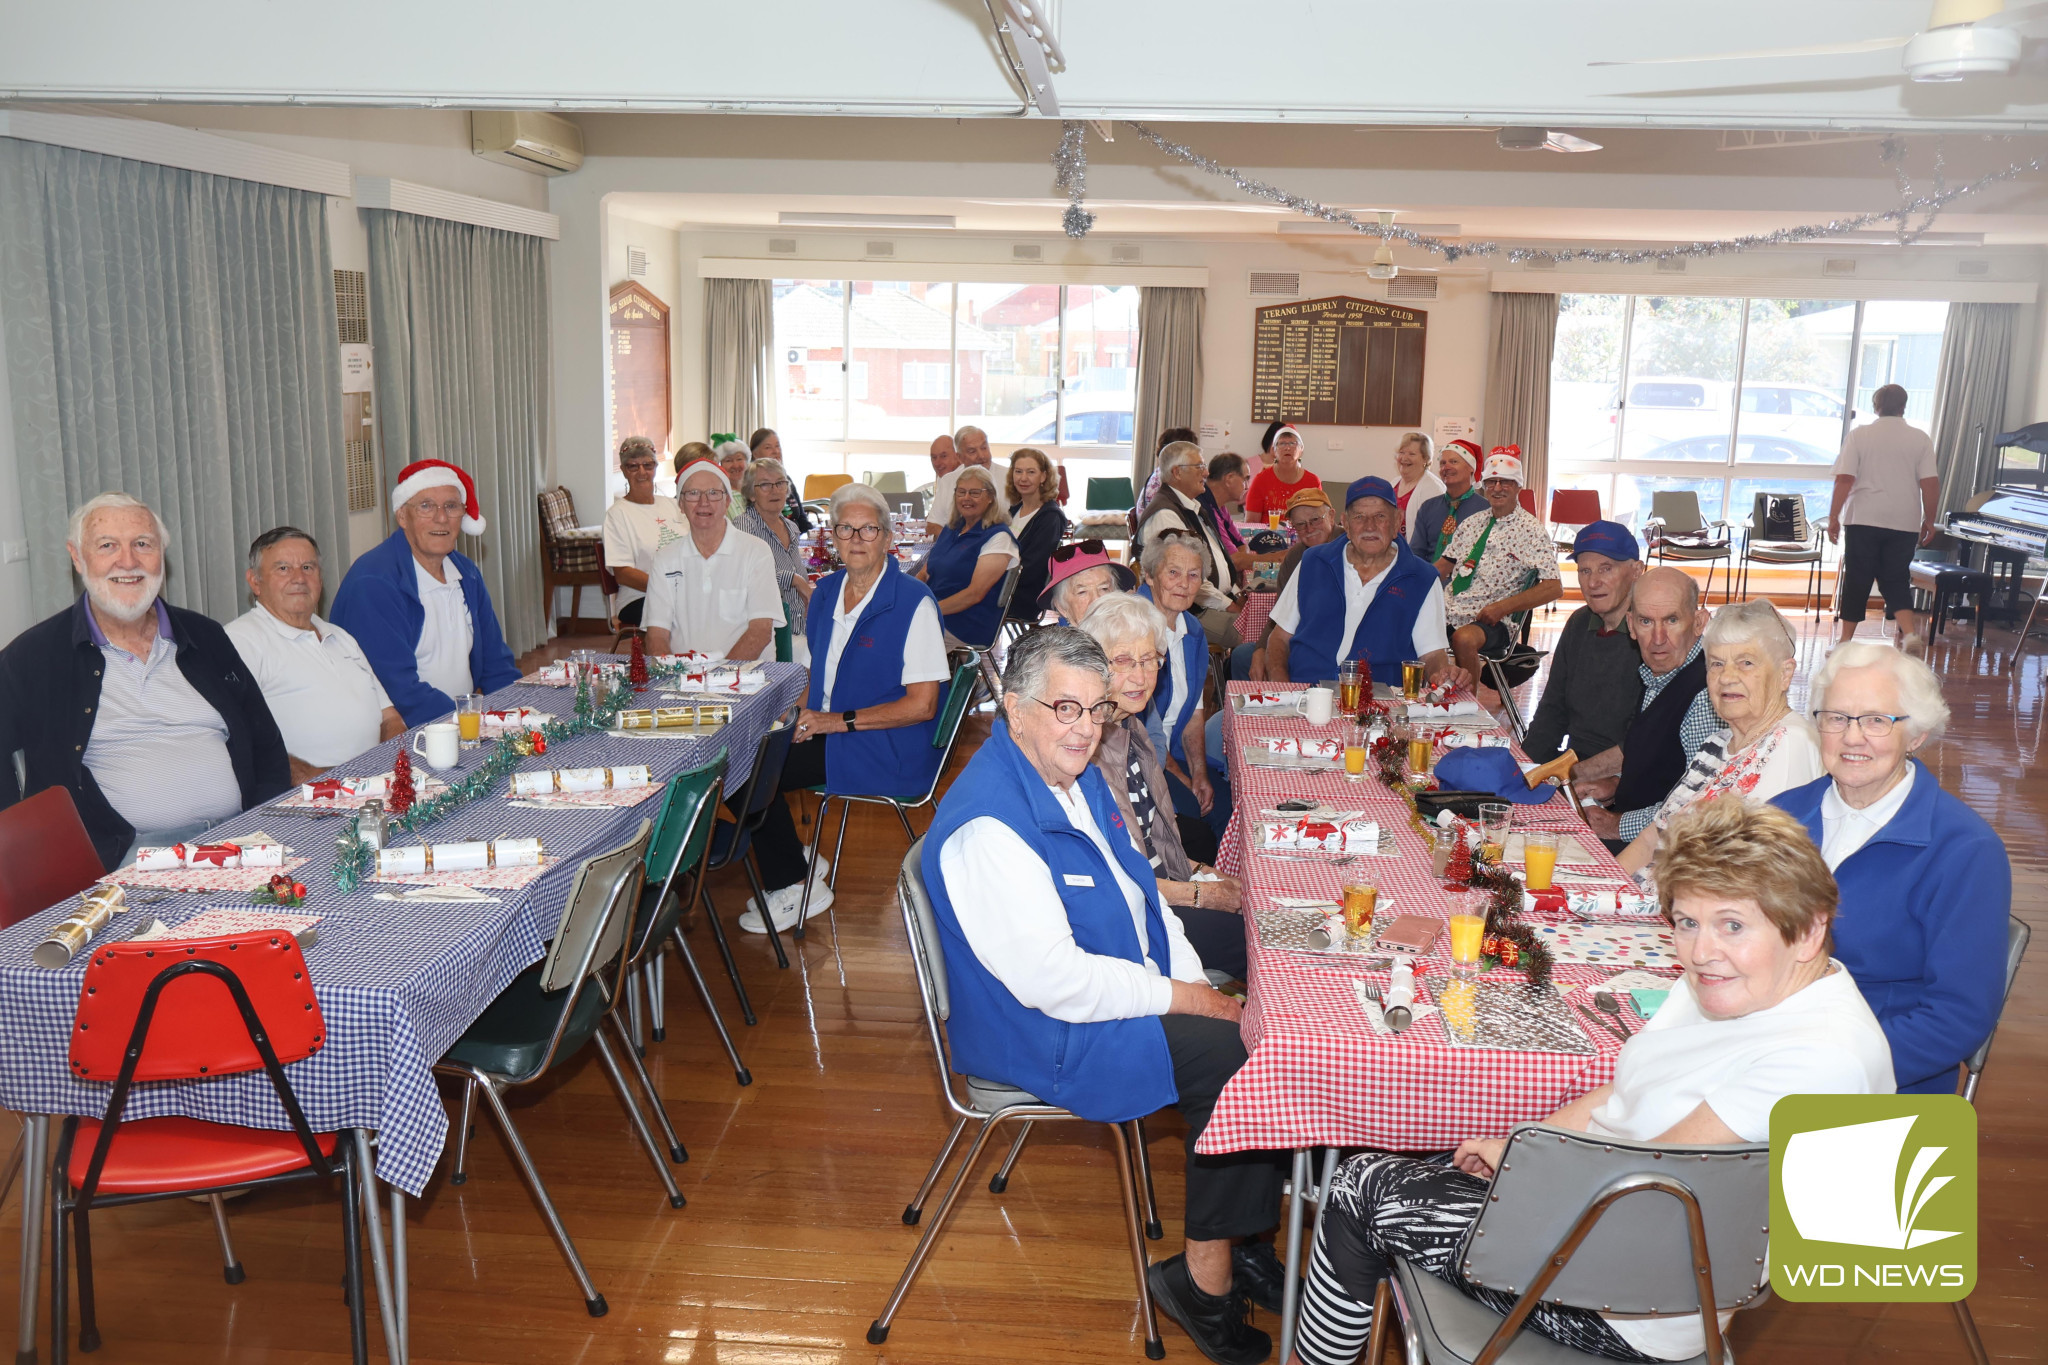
[
  {"x1": 1523, "y1": 829, "x2": 1560, "y2": 892},
  {"x1": 1267, "y1": 509, "x2": 1282, "y2": 530},
  {"x1": 1404, "y1": 725, "x2": 1433, "y2": 776},
  {"x1": 1401, "y1": 658, "x2": 1425, "y2": 701},
  {"x1": 1340, "y1": 877, "x2": 1379, "y2": 940},
  {"x1": 1447, "y1": 898, "x2": 1487, "y2": 981},
  {"x1": 456, "y1": 693, "x2": 483, "y2": 748},
  {"x1": 1342, "y1": 722, "x2": 1369, "y2": 780},
  {"x1": 1477, "y1": 802, "x2": 1511, "y2": 865},
  {"x1": 1337, "y1": 662, "x2": 1363, "y2": 716}
]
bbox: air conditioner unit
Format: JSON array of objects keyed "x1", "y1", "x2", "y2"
[{"x1": 471, "y1": 111, "x2": 584, "y2": 176}]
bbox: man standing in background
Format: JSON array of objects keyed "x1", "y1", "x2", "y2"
[{"x1": 1828, "y1": 382, "x2": 1939, "y2": 653}]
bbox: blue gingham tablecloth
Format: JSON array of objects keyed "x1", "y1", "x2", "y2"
[{"x1": 0, "y1": 661, "x2": 806, "y2": 1195}]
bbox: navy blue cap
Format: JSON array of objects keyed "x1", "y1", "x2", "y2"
[
  {"x1": 1344, "y1": 475, "x2": 1399, "y2": 510},
  {"x1": 1571, "y1": 519, "x2": 1640, "y2": 563},
  {"x1": 1433, "y1": 747, "x2": 1555, "y2": 805}
]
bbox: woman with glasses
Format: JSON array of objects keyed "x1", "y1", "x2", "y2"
[
  {"x1": 600, "y1": 435, "x2": 684, "y2": 627},
  {"x1": 1771, "y1": 642, "x2": 2010, "y2": 1094},
  {"x1": 1078, "y1": 592, "x2": 1246, "y2": 979},
  {"x1": 734, "y1": 483, "x2": 951, "y2": 935},
  {"x1": 1139, "y1": 535, "x2": 1232, "y2": 842},
  {"x1": 915, "y1": 465, "x2": 1017, "y2": 649},
  {"x1": 736, "y1": 456, "x2": 811, "y2": 659},
  {"x1": 1005, "y1": 448, "x2": 1067, "y2": 622}
]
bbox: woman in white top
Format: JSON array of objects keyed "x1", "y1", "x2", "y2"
[
  {"x1": 915, "y1": 464, "x2": 1018, "y2": 649},
  {"x1": 1293, "y1": 798, "x2": 1894, "y2": 1365},
  {"x1": 1005, "y1": 447, "x2": 1068, "y2": 622},
  {"x1": 1391, "y1": 430, "x2": 1445, "y2": 548},
  {"x1": 1621, "y1": 597, "x2": 1823, "y2": 882},
  {"x1": 600, "y1": 435, "x2": 683, "y2": 626}
]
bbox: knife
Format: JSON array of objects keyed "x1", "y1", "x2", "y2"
[{"x1": 1572, "y1": 1000, "x2": 1630, "y2": 1045}]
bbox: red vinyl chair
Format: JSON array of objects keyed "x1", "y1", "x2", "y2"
[
  {"x1": 52, "y1": 932, "x2": 366, "y2": 1364},
  {"x1": 0, "y1": 787, "x2": 105, "y2": 931},
  {"x1": 1518, "y1": 487, "x2": 1539, "y2": 517}
]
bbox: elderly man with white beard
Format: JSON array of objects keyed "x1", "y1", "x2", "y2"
[{"x1": 0, "y1": 492, "x2": 290, "y2": 871}]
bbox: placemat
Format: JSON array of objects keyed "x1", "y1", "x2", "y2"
[
  {"x1": 100, "y1": 857, "x2": 312, "y2": 894},
  {"x1": 368, "y1": 858, "x2": 557, "y2": 890},
  {"x1": 1530, "y1": 920, "x2": 1680, "y2": 968},
  {"x1": 1435, "y1": 977, "x2": 1598, "y2": 1055}
]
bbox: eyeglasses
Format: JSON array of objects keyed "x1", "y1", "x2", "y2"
[
  {"x1": 1108, "y1": 653, "x2": 1164, "y2": 672},
  {"x1": 1050, "y1": 539, "x2": 1107, "y2": 563},
  {"x1": 1812, "y1": 710, "x2": 1909, "y2": 736},
  {"x1": 679, "y1": 488, "x2": 730, "y2": 504},
  {"x1": 753, "y1": 479, "x2": 789, "y2": 493},
  {"x1": 620, "y1": 460, "x2": 658, "y2": 473},
  {"x1": 832, "y1": 522, "x2": 885, "y2": 541},
  {"x1": 1029, "y1": 696, "x2": 1122, "y2": 725}
]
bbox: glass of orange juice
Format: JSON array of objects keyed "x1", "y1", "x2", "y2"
[
  {"x1": 1343, "y1": 722, "x2": 1369, "y2": 780},
  {"x1": 1523, "y1": 829, "x2": 1560, "y2": 892},
  {"x1": 1340, "y1": 879, "x2": 1378, "y2": 940},
  {"x1": 456, "y1": 693, "x2": 483, "y2": 749},
  {"x1": 1268, "y1": 508, "x2": 1282, "y2": 530},
  {"x1": 1447, "y1": 899, "x2": 1487, "y2": 980}
]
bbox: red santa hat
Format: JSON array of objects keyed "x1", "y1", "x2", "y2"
[
  {"x1": 1442, "y1": 439, "x2": 1482, "y2": 472},
  {"x1": 391, "y1": 460, "x2": 486, "y2": 535}
]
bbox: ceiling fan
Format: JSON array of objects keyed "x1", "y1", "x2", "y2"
[
  {"x1": 1326, "y1": 214, "x2": 1488, "y2": 280},
  {"x1": 1383, "y1": 125, "x2": 1603, "y2": 153},
  {"x1": 1591, "y1": 0, "x2": 2048, "y2": 83}
]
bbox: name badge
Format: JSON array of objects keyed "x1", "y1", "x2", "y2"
[{"x1": 1063, "y1": 874, "x2": 1094, "y2": 888}]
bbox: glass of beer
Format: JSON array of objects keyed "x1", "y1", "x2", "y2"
[
  {"x1": 1401, "y1": 658, "x2": 1425, "y2": 701},
  {"x1": 1343, "y1": 722, "x2": 1369, "y2": 780},
  {"x1": 1448, "y1": 897, "x2": 1487, "y2": 981},
  {"x1": 1340, "y1": 878, "x2": 1379, "y2": 940},
  {"x1": 1405, "y1": 725, "x2": 1433, "y2": 776},
  {"x1": 1337, "y1": 662, "x2": 1364, "y2": 716},
  {"x1": 1523, "y1": 829, "x2": 1560, "y2": 892},
  {"x1": 456, "y1": 693, "x2": 483, "y2": 749},
  {"x1": 1477, "y1": 802, "x2": 1511, "y2": 865}
]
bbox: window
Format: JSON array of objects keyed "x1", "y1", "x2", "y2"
[
  {"x1": 902, "y1": 361, "x2": 951, "y2": 401},
  {"x1": 1549, "y1": 294, "x2": 1947, "y2": 535}
]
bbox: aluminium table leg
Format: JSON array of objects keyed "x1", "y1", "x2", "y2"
[
  {"x1": 1277, "y1": 1148, "x2": 1309, "y2": 1365},
  {"x1": 15, "y1": 1114, "x2": 48, "y2": 1365},
  {"x1": 390, "y1": 1184, "x2": 408, "y2": 1365},
  {"x1": 351, "y1": 1132, "x2": 405, "y2": 1365}
]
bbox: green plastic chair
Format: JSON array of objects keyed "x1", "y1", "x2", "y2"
[
  {"x1": 795, "y1": 656, "x2": 980, "y2": 940},
  {"x1": 774, "y1": 622, "x2": 793, "y2": 663},
  {"x1": 434, "y1": 819, "x2": 659, "y2": 1317},
  {"x1": 1086, "y1": 475, "x2": 1136, "y2": 511}
]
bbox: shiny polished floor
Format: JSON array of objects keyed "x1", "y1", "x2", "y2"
[{"x1": 2, "y1": 607, "x2": 2041, "y2": 1363}]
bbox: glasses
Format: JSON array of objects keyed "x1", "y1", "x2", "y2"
[
  {"x1": 753, "y1": 478, "x2": 789, "y2": 493},
  {"x1": 1108, "y1": 653, "x2": 1164, "y2": 672},
  {"x1": 1812, "y1": 710, "x2": 1909, "y2": 736},
  {"x1": 832, "y1": 521, "x2": 885, "y2": 541},
  {"x1": 679, "y1": 488, "x2": 729, "y2": 504},
  {"x1": 1029, "y1": 696, "x2": 1122, "y2": 725},
  {"x1": 620, "y1": 460, "x2": 658, "y2": 473},
  {"x1": 1050, "y1": 539, "x2": 1107, "y2": 563}
]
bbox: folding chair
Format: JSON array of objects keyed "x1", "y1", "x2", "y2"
[
  {"x1": 698, "y1": 707, "x2": 803, "y2": 978},
  {"x1": 866, "y1": 840, "x2": 1164, "y2": 1355},
  {"x1": 1950, "y1": 915, "x2": 2031, "y2": 1365},
  {"x1": 1645, "y1": 491, "x2": 1731, "y2": 604},
  {"x1": 1475, "y1": 572, "x2": 1546, "y2": 741},
  {"x1": 1735, "y1": 491, "x2": 1824, "y2": 613},
  {"x1": 0, "y1": 786, "x2": 105, "y2": 930},
  {"x1": 52, "y1": 931, "x2": 367, "y2": 1364},
  {"x1": 964, "y1": 562, "x2": 1025, "y2": 702}
]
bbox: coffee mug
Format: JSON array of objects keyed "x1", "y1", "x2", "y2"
[
  {"x1": 413, "y1": 722, "x2": 460, "y2": 770},
  {"x1": 1303, "y1": 687, "x2": 1335, "y2": 726}
]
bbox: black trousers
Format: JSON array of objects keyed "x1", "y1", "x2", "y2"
[
  {"x1": 741, "y1": 736, "x2": 829, "y2": 890},
  {"x1": 617, "y1": 597, "x2": 645, "y2": 626},
  {"x1": 1171, "y1": 905, "x2": 1248, "y2": 982},
  {"x1": 1160, "y1": 1013, "x2": 1287, "y2": 1242},
  {"x1": 1838, "y1": 523, "x2": 1918, "y2": 622}
]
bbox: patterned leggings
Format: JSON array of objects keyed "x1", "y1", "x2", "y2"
[{"x1": 1292, "y1": 1152, "x2": 1663, "y2": 1365}]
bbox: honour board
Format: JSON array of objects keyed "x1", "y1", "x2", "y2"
[{"x1": 1251, "y1": 295, "x2": 1427, "y2": 427}]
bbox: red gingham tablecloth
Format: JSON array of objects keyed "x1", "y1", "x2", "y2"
[
  {"x1": 1196, "y1": 681, "x2": 1665, "y2": 1156},
  {"x1": 1235, "y1": 590, "x2": 1278, "y2": 644}
]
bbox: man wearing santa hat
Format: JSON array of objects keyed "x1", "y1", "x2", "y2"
[
  {"x1": 330, "y1": 459, "x2": 521, "y2": 727},
  {"x1": 1434, "y1": 446, "x2": 1562, "y2": 687},
  {"x1": 1410, "y1": 438, "x2": 1489, "y2": 565}
]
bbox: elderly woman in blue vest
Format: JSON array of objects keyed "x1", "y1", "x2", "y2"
[
  {"x1": 734, "y1": 483, "x2": 951, "y2": 935},
  {"x1": 925, "y1": 626, "x2": 1285, "y2": 1363},
  {"x1": 1771, "y1": 642, "x2": 2010, "y2": 1094},
  {"x1": 1137, "y1": 534, "x2": 1233, "y2": 843},
  {"x1": 914, "y1": 464, "x2": 1018, "y2": 650},
  {"x1": 1264, "y1": 476, "x2": 1468, "y2": 693}
]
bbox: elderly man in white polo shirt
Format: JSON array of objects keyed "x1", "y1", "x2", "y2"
[
  {"x1": 644, "y1": 458, "x2": 784, "y2": 660},
  {"x1": 226, "y1": 526, "x2": 404, "y2": 784}
]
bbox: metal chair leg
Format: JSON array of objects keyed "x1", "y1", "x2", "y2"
[
  {"x1": 626, "y1": 966, "x2": 647, "y2": 1057},
  {"x1": 450, "y1": 1077, "x2": 477, "y2": 1184},
  {"x1": 209, "y1": 1192, "x2": 246, "y2": 1283},
  {"x1": 740, "y1": 857, "x2": 789, "y2": 970},
  {"x1": 795, "y1": 794, "x2": 833, "y2": 941},
  {"x1": 1111, "y1": 1121, "x2": 1165, "y2": 1360},
  {"x1": 669, "y1": 923, "x2": 753, "y2": 1085},
  {"x1": 893, "y1": 801, "x2": 919, "y2": 845},
  {"x1": 867, "y1": 1114, "x2": 1006, "y2": 1344},
  {"x1": 1954, "y1": 1298, "x2": 1991, "y2": 1365},
  {"x1": 606, "y1": 1013, "x2": 691, "y2": 1162},
  {"x1": 903, "y1": 1116, "x2": 970, "y2": 1225},
  {"x1": 988, "y1": 1120, "x2": 1033, "y2": 1193},
  {"x1": 1133, "y1": 1118, "x2": 1164, "y2": 1240},
  {"x1": 648, "y1": 946, "x2": 667, "y2": 1042},
  {"x1": 695, "y1": 885, "x2": 757, "y2": 1025},
  {"x1": 591, "y1": 1030, "x2": 687, "y2": 1209},
  {"x1": 465, "y1": 1069, "x2": 610, "y2": 1316}
]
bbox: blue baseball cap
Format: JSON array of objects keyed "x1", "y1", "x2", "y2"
[
  {"x1": 1344, "y1": 475, "x2": 1399, "y2": 510},
  {"x1": 1433, "y1": 747, "x2": 1555, "y2": 805},
  {"x1": 1571, "y1": 520, "x2": 1640, "y2": 564}
]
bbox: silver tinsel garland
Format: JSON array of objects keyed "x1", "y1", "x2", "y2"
[{"x1": 1052, "y1": 120, "x2": 2045, "y2": 266}]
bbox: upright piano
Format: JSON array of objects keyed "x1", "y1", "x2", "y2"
[{"x1": 1942, "y1": 484, "x2": 2048, "y2": 663}]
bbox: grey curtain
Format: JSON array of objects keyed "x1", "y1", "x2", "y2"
[
  {"x1": 1930, "y1": 301, "x2": 2017, "y2": 519},
  {"x1": 705, "y1": 276, "x2": 774, "y2": 440},
  {"x1": 0, "y1": 138, "x2": 347, "y2": 621},
  {"x1": 366, "y1": 210, "x2": 550, "y2": 655},
  {"x1": 1483, "y1": 292, "x2": 1558, "y2": 503},
  {"x1": 1132, "y1": 286, "x2": 1205, "y2": 491}
]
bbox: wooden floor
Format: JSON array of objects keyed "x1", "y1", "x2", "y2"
[{"x1": 3, "y1": 608, "x2": 2042, "y2": 1363}]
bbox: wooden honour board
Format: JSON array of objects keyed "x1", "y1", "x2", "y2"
[
  {"x1": 1251, "y1": 295, "x2": 1426, "y2": 427},
  {"x1": 609, "y1": 281, "x2": 671, "y2": 451}
]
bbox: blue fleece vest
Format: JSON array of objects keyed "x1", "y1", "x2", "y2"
[
  {"x1": 920, "y1": 721, "x2": 1179, "y2": 1124},
  {"x1": 803, "y1": 558, "x2": 944, "y2": 799},
  {"x1": 1284, "y1": 539, "x2": 1439, "y2": 686},
  {"x1": 1136, "y1": 584, "x2": 1209, "y2": 765},
  {"x1": 925, "y1": 521, "x2": 1007, "y2": 648}
]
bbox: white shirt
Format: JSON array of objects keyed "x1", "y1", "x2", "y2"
[
  {"x1": 1834, "y1": 416, "x2": 1937, "y2": 533},
  {"x1": 1589, "y1": 964, "x2": 1894, "y2": 1359},
  {"x1": 974, "y1": 528, "x2": 1021, "y2": 569},
  {"x1": 1269, "y1": 551, "x2": 1449, "y2": 662},
  {"x1": 1141, "y1": 486, "x2": 1234, "y2": 612},
  {"x1": 224, "y1": 607, "x2": 392, "y2": 767},
  {"x1": 1399, "y1": 469, "x2": 1447, "y2": 545},
  {"x1": 601, "y1": 494, "x2": 686, "y2": 607},
  {"x1": 1145, "y1": 611, "x2": 1194, "y2": 759},
  {"x1": 412, "y1": 557, "x2": 474, "y2": 699},
  {"x1": 927, "y1": 463, "x2": 1009, "y2": 528},
  {"x1": 642, "y1": 524, "x2": 786, "y2": 661},
  {"x1": 818, "y1": 576, "x2": 951, "y2": 711},
  {"x1": 940, "y1": 781, "x2": 1206, "y2": 1024},
  {"x1": 1820, "y1": 764, "x2": 1916, "y2": 871}
]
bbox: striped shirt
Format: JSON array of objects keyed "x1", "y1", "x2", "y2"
[{"x1": 82, "y1": 598, "x2": 243, "y2": 834}]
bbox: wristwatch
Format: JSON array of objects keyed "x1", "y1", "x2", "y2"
[{"x1": 842, "y1": 709, "x2": 859, "y2": 731}]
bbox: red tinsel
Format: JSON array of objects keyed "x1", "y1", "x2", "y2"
[{"x1": 389, "y1": 748, "x2": 416, "y2": 815}]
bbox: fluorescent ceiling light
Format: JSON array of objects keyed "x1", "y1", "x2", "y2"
[
  {"x1": 1278, "y1": 220, "x2": 1461, "y2": 236},
  {"x1": 778, "y1": 212, "x2": 956, "y2": 229}
]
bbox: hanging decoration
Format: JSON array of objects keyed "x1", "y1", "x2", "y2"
[{"x1": 1053, "y1": 121, "x2": 2045, "y2": 266}]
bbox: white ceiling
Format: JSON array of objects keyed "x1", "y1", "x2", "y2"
[{"x1": 13, "y1": 0, "x2": 2048, "y2": 131}]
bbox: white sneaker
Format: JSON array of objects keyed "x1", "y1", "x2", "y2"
[
  {"x1": 738, "y1": 880, "x2": 834, "y2": 933},
  {"x1": 1901, "y1": 632, "x2": 1928, "y2": 659}
]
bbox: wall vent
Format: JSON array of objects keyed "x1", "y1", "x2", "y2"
[
  {"x1": 1823, "y1": 258, "x2": 1858, "y2": 277},
  {"x1": 1522, "y1": 257, "x2": 1557, "y2": 271},
  {"x1": 1013, "y1": 243, "x2": 1043, "y2": 261},
  {"x1": 1957, "y1": 259, "x2": 1991, "y2": 277},
  {"x1": 865, "y1": 240, "x2": 895, "y2": 258},
  {"x1": 626, "y1": 246, "x2": 648, "y2": 279},
  {"x1": 333, "y1": 269, "x2": 368, "y2": 346},
  {"x1": 1655, "y1": 258, "x2": 1688, "y2": 273},
  {"x1": 767, "y1": 237, "x2": 798, "y2": 255},
  {"x1": 1110, "y1": 243, "x2": 1143, "y2": 263},
  {"x1": 1388, "y1": 274, "x2": 1438, "y2": 300},
  {"x1": 1248, "y1": 270, "x2": 1301, "y2": 297}
]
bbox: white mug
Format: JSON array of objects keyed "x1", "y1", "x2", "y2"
[
  {"x1": 1303, "y1": 687, "x2": 1335, "y2": 726},
  {"x1": 412, "y1": 722, "x2": 460, "y2": 770}
]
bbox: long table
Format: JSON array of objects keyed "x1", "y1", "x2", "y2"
[{"x1": 1, "y1": 661, "x2": 806, "y2": 1363}]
